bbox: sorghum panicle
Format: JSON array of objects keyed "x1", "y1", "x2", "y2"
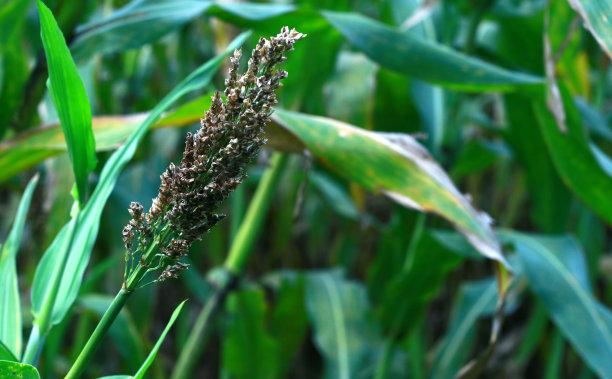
[{"x1": 122, "y1": 27, "x2": 305, "y2": 283}]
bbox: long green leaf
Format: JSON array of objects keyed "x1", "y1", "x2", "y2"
[
  {"x1": 503, "y1": 232, "x2": 612, "y2": 378},
  {"x1": 322, "y1": 11, "x2": 543, "y2": 91},
  {"x1": 0, "y1": 0, "x2": 29, "y2": 51},
  {"x1": 133, "y1": 301, "x2": 186, "y2": 379},
  {"x1": 222, "y1": 288, "x2": 280, "y2": 379},
  {"x1": 37, "y1": 0, "x2": 97, "y2": 206},
  {"x1": 430, "y1": 279, "x2": 498, "y2": 378},
  {"x1": 30, "y1": 32, "x2": 250, "y2": 333},
  {"x1": 305, "y1": 270, "x2": 381, "y2": 379},
  {"x1": 71, "y1": 0, "x2": 293, "y2": 61},
  {"x1": 272, "y1": 109, "x2": 509, "y2": 268},
  {"x1": 0, "y1": 175, "x2": 38, "y2": 360},
  {"x1": 0, "y1": 360, "x2": 40, "y2": 379},
  {"x1": 532, "y1": 86, "x2": 612, "y2": 226},
  {"x1": 567, "y1": 0, "x2": 612, "y2": 58}
]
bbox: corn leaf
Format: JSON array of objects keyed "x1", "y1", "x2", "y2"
[
  {"x1": 37, "y1": 0, "x2": 97, "y2": 206},
  {"x1": 272, "y1": 109, "x2": 509, "y2": 268},
  {"x1": 567, "y1": 0, "x2": 612, "y2": 58},
  {"x1": 0, "y1": 175, "x2": 38, "y2": 360},
  {"x1": 0, "y1": 341, "x2": 17, "y2": 362},
  {"x1": 502, "y1": 232, "x2": 612, "y2": 378},
  {"x1": 322, "y1": 11, "x2": 544, "y2": 91}
]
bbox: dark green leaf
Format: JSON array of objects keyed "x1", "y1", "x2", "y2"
[
  {"x1": 222, "y1": 287, "x2": 280, "y2": 379},
  {"x1": 322, "y1": 11, "x2": 544, "y2": 91},
  {"x1": 502, "y1": 232, "x2": 612, "y2": 377},
  {"x1": 0, "y1": 341, "x2": 17, "y2": 362}
]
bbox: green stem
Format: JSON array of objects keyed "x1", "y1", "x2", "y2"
[
  {"x1": 224, "y1": 152, "x2": 289, "y2": 273},
  {"x1": 373, "y1": 340, "x2": 394, "y2": 379},
  {"x1": 22, "y1": 210, "x2": 81, "y2": 365},
  {"x1": 171, "y1": 152, "x2": 288, "y2": 379},
  {"x1": 64, "y1": 288, "x2": 132, "y2": 379}
]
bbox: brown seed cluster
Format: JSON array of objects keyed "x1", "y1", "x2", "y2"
[{"x1": 122, "y1": 27, "x2": 305, "y2": 282}]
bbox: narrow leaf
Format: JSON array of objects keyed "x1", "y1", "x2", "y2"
[
  {"x1": 37, "y1": 0, "x2": 97, "y2": 205},
  {"x1": 305, "y1": 270, "x2": 381, "y2": 379},
  {"x1": 30, "y1": 32, "x2": 250, "y2": 330},
  {"x1": 272, "y1": 109, "x2": 509, "y2": 268},
  {"x1": 322, "y1": 11, "x2": 543, "y2": 91},
  {"x1": 133, "y1": 300, "x2": 186, "y2": 379},
  {"x1": 0, "y1": 175, "x2": 38, "y2": 359}
]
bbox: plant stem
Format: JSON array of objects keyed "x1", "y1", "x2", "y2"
[
  {"x1": 224, "y1": 152, "x2": 289, "y2": 273},
  {"x1": 64, "y1": 234, "x2": 160, "y2": 378},
  {"x1": 64, "y1": 288, "x2": 132, "y2": 379},
  {"x1": 170, "y1": 152, "x2": 288, "y2": 379}
]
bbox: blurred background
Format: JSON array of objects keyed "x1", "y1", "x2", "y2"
[{"x1": 2, "y1": 0, "x2": 612, "y2": 378}]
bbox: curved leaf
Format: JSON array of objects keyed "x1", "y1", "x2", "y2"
[
  {"x1": 0, "y1": 175, "x2": 37, "y2": 359},
  {"x1": 322, "y1": 11, "x2": 543, "y2": 91},
  {"x1": 272, "y1": 109, "x2": 509, "y2": 268},
  {"x1": 71, "y1": 0, "x2": 293, "y2": 61},
  {"x1": 305, "y1": 270, "x2": 381, "y2": 379},
  {"x1": 503, "y1": 232, "x2": 612, "y2": 378},
  {"x1": 37, "y1": 0, "x2": 97, "y2": 205},
  {"x1": 133, "y1": 301, "x2": 186, "y2": 379},
  {"x1": 532, "y1": 86, "x2": 612, "y2": 226},
  {"x1": 567, "y1": 0, "x2": 612, "y2": 58},
  {"x1": 30, "y1": 32, "x2": 250, "y2": 331}
]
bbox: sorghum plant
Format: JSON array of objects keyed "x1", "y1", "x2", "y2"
[{"x1": 66, "y1": 26, "x2": 304, "y2": 378}]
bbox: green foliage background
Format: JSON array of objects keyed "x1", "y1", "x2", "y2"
[{"x1": 1, "y1": 0, "x2": 612, "y2": 378}]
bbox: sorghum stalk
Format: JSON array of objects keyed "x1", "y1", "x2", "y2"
[{"x1": 65, "y1": 27, "x2": 304, "y2": 379}]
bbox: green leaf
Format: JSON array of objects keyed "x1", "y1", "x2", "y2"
[
  {"x1": 79, "y1": 295, "x2": 146, "y2": 372},
  {"x1": 272, "y1": 109, "x2": 509, "y2": 268},
  {"x1": 567, "y1": 0, "x2": 612, "y2": 58},
  {"x1": 133, "y1": 300, "x2": 186, "y2": 379},
  {"x1": 0, "y1": 341, "x2": 18, "y2": 362},
  {"x1": 269, "y1": 276, "x2": 308, "y2": 378},
  {"x1": 0, "y1": 0, "x2": 29, "y2": 51},
  {"x1": 37, "y1": 0, "x2": 97, "y2": 206},
  {"x1": 504, "y1": 94, "x2": 572, "y2": 232},
  {"x1": 30, "y1": 32, "x2": 250, "y2": 332},
  {"x1": 0, "y1": 360, "x2": 40, "y2": 379},
  {"x1": 0, "y1": 175, "x2": 38, "y2": 359},
  {"x1": 430, "y1": 279, "x2": 498, "y2": 378},
  {"x1": 96, "y1": 376, "x2": 132, "y2": 379},
  {"x1": 71, "y1": 0, "x2": 293, "y2": 62},
  {"x1": 532, "y1": 86, "x2": 612, "y2": 226},
  {"x1": 222, "y1": 287, "x2": 280, "y2": 379},
  {"x1": 502, "y1": 232, "x2": 612, "y2": 377},
  {"x1": 305, "y1": 270, "x2": 381, "y2": 379},
  {"x1": 322, "y1": 11, "x2": 544, "y2": 91},
  {"x1": 379, "y1": 232, "x2": 464, "y2": 337}
]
